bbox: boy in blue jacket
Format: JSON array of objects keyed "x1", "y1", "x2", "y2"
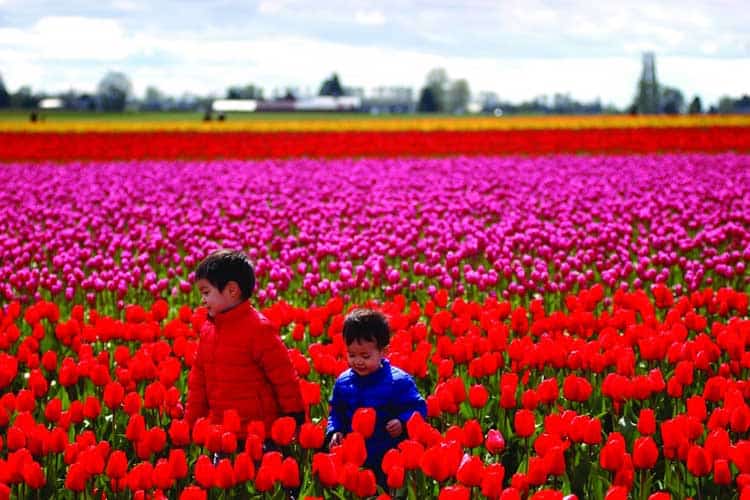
[{"x1": 326, "y1": 308, "x2": 426, "y2": 485}]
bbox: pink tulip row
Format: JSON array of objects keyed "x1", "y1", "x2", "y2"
[{"x1": 1, "y1": 153, "x2": 748, "y2": 308}]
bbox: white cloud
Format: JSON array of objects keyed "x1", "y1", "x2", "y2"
[
  {"x1": 111, "y1": 0, "x2": 142, "y2": 11},
  {"x1": 354, "y1": 10, "x2": 386, "y2": 26},
  {"x1": 1, "y1": 2, "x2": 749, "y2": 107},
  {"x1": 257, "y1": 1, "x2": 284, "y2": 14},
  {"x1": 0, "y1": 16, "x2": 139, "y2": 61}
]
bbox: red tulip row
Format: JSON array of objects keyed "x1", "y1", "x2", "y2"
[
  {"x1": 1, "y1": 285, "x2": 750, "y2": 499},
  {"x1": 1, "y1": 127, "x2": 750, "y2": 161}
]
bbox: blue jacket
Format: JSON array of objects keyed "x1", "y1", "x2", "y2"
[{"x1": 326, "y1": 359, "x2": 426, "y2": 473}]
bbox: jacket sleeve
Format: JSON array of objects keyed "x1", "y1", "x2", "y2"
[
  {"x1": 395, "y1": 375, "x2": 427, "y2": 425},
  {"x1": 185, "y1": 342, "x2": 208, "y2": 425},
  {"x1": 257, "y1": 324, "x2": 306, "y2": 416}
]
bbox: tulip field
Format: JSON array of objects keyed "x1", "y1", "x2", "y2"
[{"x1": 1, "y1": 114, "x2": 750, "y2": 500}]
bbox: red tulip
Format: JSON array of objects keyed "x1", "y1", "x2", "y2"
[
  {"x1": 168, "y1": 419, "x2": 191, "y2": 447},
  {"x1": 146, "y1": 427, "x2": 167, "y2": 455},
  {"x1": 480, "y1": 463, "x2": 506, "y2": 499},
  {"x1": 537, "y1": 378, "x2": 558, "y2": 405},
  {"x1": 233, "y1": 452, "x2": 256, "y2": 483},
  {"x1": 583, "y1": 417, "x2": 602, "y2": 445},
  {"x1": 168, "y1": 448, "x2": 188, "y2": 480},
  {"x1": 352, "y1": 408, "x2": 376, "y2": 438},
  {"x1": 499, "y1": 487, "x2": 522, "y2": 500},
  {"x1": 179, "y1": 486, "x2": 207, "y2": 500},
  {"x1": 144, "y1": 382, "x2": 166, "y2": 409},
  {"x1": 632, "y1": 437, "x2": 659, "y2": 469},
  {"x1": 469, "y1": 384, "x2": 489, "y2": 408},
  {"x1": 398, "y1": 439, "x2": 424, "y2": 469},
  {"x1": 271, "y1": 416, "x2": 296, "y2": 446},
  {"x1": 299, "y1": 421, "x2": 325, "y2": 449},
  {"x1": 64, "y1": 462, "x2": 88, "y2": 492},
  {"x1": 462, "y1": 419, "x2": 484, "y2": 448},
  {"x1": 686, "y1": 445, "x2": 712, "y2": 477},
  {"x1": 420, "y1": 440, "x2": 462, "y2": 482},
  {"x1": 731, "y1": 405, "x2": 750, "y2": 433},
  {"x1": 563, "y1": 375, "x2": 592, "y2": 402},
  {"x1": 647, "y1": 493, "x2": 671, "y2": 500},
  {"x1": 123, "y1": 391, "x2": 142, "y2": 415},
  {"x1": 543, "y1": 446, "x2": 566, "y2": 477},
  {"x1": 637, "y1": 408, "x2": 656, "y2": 435},
  {"x1": 342, "y1": 432, "x2": 367, "y2": 467},
  {"x1": 44, "y1": 397, "x2": 62, "y2": 423},
  {"x1": 103, "y1": 382, "x2": 125, "y2": 410},
  {"x1": 355, "y1": 469, "x2": 377, "y2": 498},
  {"x1": 22, "y1": 461, "x2": 46, "y2": 489},
  {"x1": 221, "y1": 432, "x2": 237, "y2": 454},
  {"x1": 125, "y1": 414, "x2": 145, "y2": 442},
  {"x1": 82, "y1": 396, "x2": 101, "y2": 420},
  {"x1": 514, "y1": 409, "x2": 536, "y2": 438},
  {"x1": 527, "y1": 456, "x2": 547, "y2": 486},
  {"x1": 127, "y1": 461, "x2": 154, "y2": 491},
  {"x1": 297, "y1": 378, "x2": 321, "y2": 406},
  {"x1": 205, "y1": 425, "x2": 223, "y2": 453},
  {"x1": 6, "y1": 426, "x2": 25, "y2": 451},
  {"x1": 281, "y1": 457, "x2": 300, "y2": 488},
  {"x1": 387, "y1": 464, "x2": 405, "y2": 488},
  {"x1": 194, "y1": 455, "x2": 215, "y2": 488},
  {"x1": 106, "y1": 450, "x2": 128, "y2": 479},
  {"x1": 215, "y1": 458, "x2": 236, "y2": 489},
  {"x1": 439, "y1": 485, "x2": 471, "y2": 500},
  {"x1": 600, "y1": 434, "x2": 626, "y2": 471},
  {"x1": 456, "y1": 454, "x2": 484, "y2": 486},
  {"x1": 713, "y1": 458, "x2": 732, "y2": 485},
  {"x1": 312, "y1": 453, "x2": 339, "y2": 487},
  {"x1": 152, "y1": 459, "x2": 174, "y2": 490},
  {"x1": 605, "y1": 486, "x2": 628, "y2": 500}
]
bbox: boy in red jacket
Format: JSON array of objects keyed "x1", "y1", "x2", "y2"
[{"x1": 185, "y1": 249, "x2": 305, "y2": 439}]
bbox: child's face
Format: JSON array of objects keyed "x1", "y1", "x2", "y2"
[
  {"x1": 196, "y1": 278, "x2": 240, "y2": 317},
  {"x1": 346, "y1": 338, "x2": 385, "y2": 377}
]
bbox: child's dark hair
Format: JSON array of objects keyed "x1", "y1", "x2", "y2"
[
  {"x1": 195, "y1": 249, "x2": 255, "y2": 300},
  {"x1": 342, "y1": 309, "x2": 390, "y2": 349}
]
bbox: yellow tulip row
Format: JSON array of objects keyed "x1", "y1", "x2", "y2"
[{"x1": 4, "y1": 113, "x2": 750, "y2": 133}]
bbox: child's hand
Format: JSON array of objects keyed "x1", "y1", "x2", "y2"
[
  {"x1": 329, "y1": 432, "x2": 344, "y2": 448},
  {"x1": 386, "y1": 419, "x2": 403, "y2": 437}
]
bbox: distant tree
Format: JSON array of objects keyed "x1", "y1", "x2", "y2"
[
  {"x1": 688, "y1": 96, "x2": 703, "y2": 114},
  {"x1": 736, "y1": 95, "x2": 750, "y2": 113},
  {"x1": 319, "y1": 73, "x2": 344, "y2": 97},
  {"x1": 97, "y1": 71, "x2": 132, "y2": 112},
  {"x1": 425, "y1": 68, "x2": 448, "y2": 112},
  {"x1": 417, "y1": 86, "x2": 439, "y2": 112},
  {"x1": 0, "y1": 74, "x2": 9, "y2": 108},
  {"x1": 446, "y1": 79, "x2": 470, "y2": 114},
  {"x1": 11, "y1": 85, "x2": 40, "y2": 109},
  {"x1": 141, "y1": 86, "x2": 165, "y2": 111},
  {"x1": 634, "y1": 52, "x2": 659, "y2": 114},
  {"x1": 227, "y1": 84, "x2": 263, "y2": 100},
  {"x1": 717, "y1": 96, "x2": 735, "y2": 114},
  {"x1": 660, "y1": 86, "x2": 684, "y2": 114}
]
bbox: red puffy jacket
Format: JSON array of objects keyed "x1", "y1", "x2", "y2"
[{"x1": 185, "y1": 302, "x2": 304, "y2": 436}]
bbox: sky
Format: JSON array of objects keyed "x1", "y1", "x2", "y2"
[{"x1": 0, "y1": 0, "x2": 748, "y2": 108}]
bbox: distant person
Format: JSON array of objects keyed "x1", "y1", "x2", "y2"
[
  {"x1": 217, "y1": 113, "x2": 226, "y2": 121},
  {"x1": 29, "y1": 111, "x2": 38, "y2": 123},
  {"x1": 185, "y1": 250, "x2": 305, "y2": 440},
  {"x1": 202, "y1": 110, "x2": 213, "y2": 122},
  {"x1": 326, "y1": 308, "x2": 426, "y2": 485}
]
